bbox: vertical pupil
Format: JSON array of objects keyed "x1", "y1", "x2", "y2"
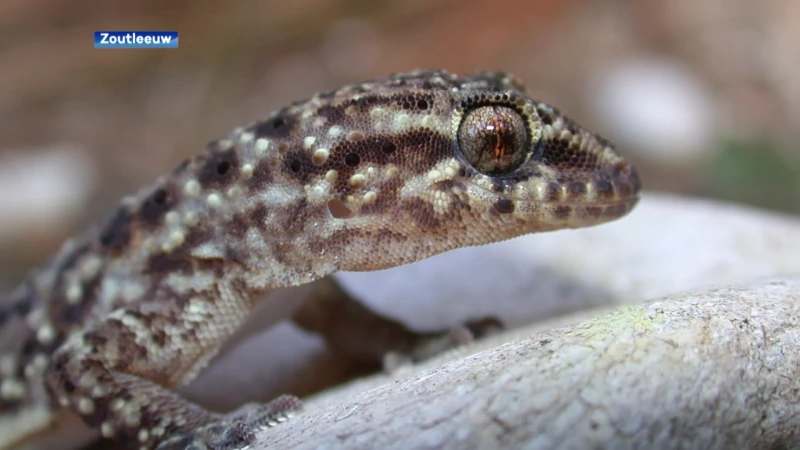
[{"x1": 490, "y1": 132, "x2": 502, "y2": 159}]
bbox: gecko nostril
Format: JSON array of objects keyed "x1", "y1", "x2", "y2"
[
  {"x1": 327, "y1": 199, "x2": 356, "y2": 219},
  {"x1": 289, "y1": 159, "x2": 302, "y2": 173}
]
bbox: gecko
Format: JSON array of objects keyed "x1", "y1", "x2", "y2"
[{"x1": 0, "y1": 70, "x2": 640, "y2": 450}]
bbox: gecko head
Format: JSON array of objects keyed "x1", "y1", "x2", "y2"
[
  {"x1": 446, "y1": 83, "x2": 642, "y2": 234},
  {"x1": 235, "y1": 71, "x2": 639, "y2": 272}
]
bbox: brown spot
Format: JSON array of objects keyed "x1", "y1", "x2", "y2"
[
  {"x1": 145, "y1": 252, "x2": 191, "y2": 276},
  {"x1": 543, "y1": 182, "x2": 561, "y2": 202},
  {"x1": 48, "y1": 243, "x2": 97, "y2": 329},
  {"x1": 584, "y1": 206, "x2": 603, "y2": 219},
  {"x1": 268, "y1": 241, "x2": 300, "y2": 268},
  {"x1": 283, "y1": 151, "x2": 314, "y2": 182},
  {"x1": 49, "y1": 352, "x2": 70, "y2": 378},
  {"x1": 81, "y1": 330, "x2": 108, "y2": 349},
  {"x1": 139, "y1": 185, "x2": 178, "y2": 227},
  {"x1": 316, "y1": 104, "x2": 345, "y2": 122},
  {"x1": 55, "y1": 269, "x2": 103, "y2": 325},
  {"x1": 564, "y1": 117, "x2": 581, "y2": 135},
  {"x1": 324, "y1": 130, "x2": 449, "y2": 190},
  {"x1": 198, "y1": 145, "x2": 240, "y2": 188},
  {"x1": 613, "y1": 161, "x2": 632, "y2": 176},
  {"x1": 280, "y1": 198, "x2": 309, "y2": 230},
  {"x1": 223, "y1": 246, "x2": 247, "y2": 266},
  {"x1": 382, "y1": 141, "x2": 396, "y2": 154},
  {"x1": 491, "y1": 179, "x2": 512, "y2": 193},
  {"x1": 250, "y1": 204, "x2": 269, "y2": 230},
  {"x1": 594, "y1": 180, "x2": 614, "y2": 199},
  {"x1": 405, "y1": 198, "x2": 440, "y2": 229},
  {"x1": 538, "y1": 107, "x2": 555, "y2": 125},
  {"x1": 553, "y1": 205, "x2": 571, "y2": 220},
  {"x1": 141, "y1": 228, "x2": 213, "y2": 288},
  {"x1": 183, "y1": 227, "x2": 214, "y2": 249},
  {"x1": 99, "y1": 206, "x2": 133, "y2": 255},
  {"x1": 394, "y1": 93, "x2": 434, "y2": 111},
  {"x1": 493, "y1": 199, "x2": 515, "y2": 214},
  {"x1": 246, "y1": 159, "x2": 274, "y2": 191},
  {"x1": 538, "y1": 135, "x2": 602, "y2": 172},
  {"x1": 375, "y1": 228, "x2": 410, "y2": 244},
  {"x1": 616, "y1": 180, "x2": 634, "y2": 198},
  {"x1": 250, "y1": 112, "x2": 295, "y2": 138},
  {"x1": 353, "y1": 94, "x2": 381, "y2": 109},
  {"x1": 226, "y1": 214, "x2": 250, "y2": 240},
  {"x1": 566, "y1": 182, "x2": 587, "y2": 198}
]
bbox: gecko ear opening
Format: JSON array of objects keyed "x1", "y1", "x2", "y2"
[{"x1": 327, "y1": 199, "x2": 357, "y2": 219}]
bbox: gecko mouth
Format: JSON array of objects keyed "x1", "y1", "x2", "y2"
[
  {"x1": 462, "y1": 176, "x2": 641, "y2": 207},
  {"x1": 453, "y1": 161, "x2": 641, "y2": 226},
  {"x1": 494, "y1": 159, "x2": 639, "y2": 205}
]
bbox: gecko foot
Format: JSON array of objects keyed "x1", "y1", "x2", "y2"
[
  {"x1": 383, "y1": 316, "x2": 504, "y2": 372},
  {"x1": 155, "y1": 395, "x2": 302, "y2": 450}
]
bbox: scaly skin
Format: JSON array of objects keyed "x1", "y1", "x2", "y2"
[{"x1": 0, "y1": 70, "x2": 640, "y2": 449}]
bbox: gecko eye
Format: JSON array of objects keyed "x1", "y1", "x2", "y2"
[{"x1": 458, "y1": 105, "x2": 528, "y2": 175}]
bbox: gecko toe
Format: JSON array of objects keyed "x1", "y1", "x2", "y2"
[{"x1": 155, "y1": 395, "x2": 302, "y2": 450}]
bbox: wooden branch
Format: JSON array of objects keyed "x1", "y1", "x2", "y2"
[{"x1": 254, "y1": 276, "x2": 800, "y2": 449}]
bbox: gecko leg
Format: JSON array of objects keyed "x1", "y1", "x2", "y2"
[
  {"x1": 45, "y1": 296, "x2": 301, "y2": 450},
  {"x1": 292, "y1": 277, "x2": 503, "y2": 367}
]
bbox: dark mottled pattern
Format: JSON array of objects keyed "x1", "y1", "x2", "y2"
[
  {"x1": 249, "y1": 112, "x2": 296, "y2": 139},
  {"x1": 139, "y1": 185, "x2": 179, "y2": 227},
  {"x1": 99, "y1": 207, "x2": 134, "y2": 255},
  {"x1": 494, "y1": 198, "x2": 515, "y2": 214},
  {"x1": 198, "y1": 145, "x2": 241, "y2": 188}
]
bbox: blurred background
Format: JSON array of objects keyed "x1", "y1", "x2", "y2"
[{"x1": 1, "y1": 0, "x2": 799, "y2": 285}]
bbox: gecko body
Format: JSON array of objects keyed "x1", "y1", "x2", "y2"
[{"x1": 0, "y1": 70, "x2": 640, "y2": 449}]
